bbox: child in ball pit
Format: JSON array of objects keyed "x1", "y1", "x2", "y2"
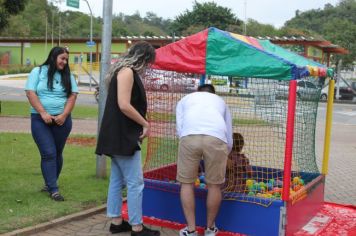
[{"x1": 224, "y1": 132, "x2": 252, "y2": 192}]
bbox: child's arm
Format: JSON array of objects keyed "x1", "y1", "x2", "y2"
[{"x1": 244, "y1": 156, "x2": 253, "y2": 177}]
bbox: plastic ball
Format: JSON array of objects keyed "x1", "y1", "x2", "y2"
[
  {"x1": 246, "y1": 179, "x2": 254, "y2": 188},
  {"x1": 292, "y1": 177, "x2": 300, "y2": 185},
  {"x1": 268, "y1": 179, "x2": 275, "y2": 186},
  {"x1": 248, "y1": 191, "x2": 255, "y2": 196},
  {"x1": 253, "y1": 182, "x2": 260, "y2": 191},
  {"x1": 199, "y1": 175, "x2": 205, "y2": 183},
  {"x1": 299, "y1": 179, "x2": 305, "y2": 185},
  {"x1": 266, "y1": 183, "x2": 273, "y2": 191},
  {"x1": 275, "y1": 180, "x2": 283, "y2": 187},
  {"x1": 200, "y1": 183, "x2": 206, "y2": 189},
  {"x1": 259, "y1": 182, "x2": 266, "y2": 188},
  {"x1": 273, "y1": 187, "x2": 282, "y2": 194},
  {"x1": 194, "y1": 178, "x2": 200, "y2": 187}
]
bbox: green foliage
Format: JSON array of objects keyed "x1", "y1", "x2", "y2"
[
  {"x1": 0, "y1": 133, "x2": 109, "y2": 233},
  {"x1": 7, "y1": 68, "x2": 20, "y2": 74},
  {"x1": 284, "y1": 0, "x2": 356, "y2": 67},
  {"x1": 0, "y1": 1, "x2": 169, "y2": 38},
  {"x1": 245, "y1": 19, "x2": 279, "y2": 37},
  {"x1": 171, "y1": 1, "x2": 242, "y2": 35},
  {"x1": 0, "y1": 0, "x2": 28, "y2": 31}
]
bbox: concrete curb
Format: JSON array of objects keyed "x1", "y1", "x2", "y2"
[{"x1": 2, "y1": 204, "x2": 107, "y2": 236}]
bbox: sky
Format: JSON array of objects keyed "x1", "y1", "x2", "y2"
[{"x1": 57, "y1": 0, "x2": 340, "y2": 28}]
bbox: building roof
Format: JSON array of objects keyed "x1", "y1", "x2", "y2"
[
  {"x1": 0, "y1": 35, "x2": 347, "y2": 54},
  {"x1": 257, "y1": 36, "x2": 348, "y2": 54}
]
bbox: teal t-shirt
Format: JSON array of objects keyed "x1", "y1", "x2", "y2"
[{"x1": 25, "y1": 65, "x2": 79, "y2": 115}]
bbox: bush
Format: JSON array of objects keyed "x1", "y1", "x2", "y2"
[
  {"x1": 19, "y1": 66, "x2": 33, "y2": 73},
  {"x1": 7, "y1": 68, "x2": 20, "y2": 74},
  {"x1": 0, "y1": 69, "x2": 5, "y2": 75}
]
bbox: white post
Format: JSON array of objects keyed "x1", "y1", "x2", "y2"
[{"x1": 83, "y1": 0, "x2": 93, "y2": 91}]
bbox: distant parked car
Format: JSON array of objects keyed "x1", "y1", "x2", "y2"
[
  {"x1": 320, "y1": 81, "x2": 356, "y2": 101},
  {"x1": 276, "y1": 80, "x2": 319, "y2": 100},
  {"x1": 145, "y1": 72, "x2": 200, "y2": 92}
]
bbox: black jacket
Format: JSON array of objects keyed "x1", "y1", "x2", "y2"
[{"x1": 95, "y1": 69, "x2": 147, "y2": 156}]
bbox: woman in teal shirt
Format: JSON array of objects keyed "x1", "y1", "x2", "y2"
[{"x1": 25, "y1": 46, "x2": 78, "y2": 201}]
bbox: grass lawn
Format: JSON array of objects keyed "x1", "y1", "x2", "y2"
[
  {"x1": 0, "y1": 133, "x2": 110, "y2": 233},
  {"x1": 0, "y1": 101, "x2": 268, "y2": 126},
  {"x1": 0, "y1": 100, "x2": 98, "y2": 119}
]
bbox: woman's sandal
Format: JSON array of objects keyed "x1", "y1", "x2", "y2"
[{"x1": 50, "y1": 192, "x2": 64, "y2": 201}]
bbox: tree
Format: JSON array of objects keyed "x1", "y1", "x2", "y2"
[
  {"x1": 170, "y1": 1, "x2": 242, "y2": 35},
  {"x1": 245, "y1": 19, "x2": 279, "y2": 37},
  {"x1": 284, "y1": 0, "x2": 356, "y2": 67},
  {"x1": 0, "y1": 0, "x2": 28, "y2": 31}
]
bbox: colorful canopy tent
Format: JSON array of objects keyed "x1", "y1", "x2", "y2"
[{"x1": 152, "y1": 27, "x2": 332, "y2": 80}]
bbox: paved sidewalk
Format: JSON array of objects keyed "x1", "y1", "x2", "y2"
[{"x1": 5, "y1": 212, "x2": 178, "y2": 236}]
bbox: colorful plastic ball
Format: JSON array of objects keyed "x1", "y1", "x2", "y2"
[
  {"x1": 194, "y1": 178, "x2": 200, "y2": 187},
  {"x1": 293, "y1": 177, "x2": 300, "y2": 185},
  {"x1": 253, "y1": 182, "x2": 260, "y2": 191},
  {"x1": 246, "y1": 179, "x2": 254, "y2": 188},
  {"x1": 273, "y1": 187, "x2": 282, "y2": 194},
  {"x1": 200, "y1": 183, "x2": 206, "y2": 189},
  {"x1": 275, "y1": 180, "x2": 283, "y2": 187},
  {"x1": 299, "y1": 179, "x2": 305, "y2": 185},
  {"x1": 259, "y1": 182, "x2": 266, "y2": 188},
  {"x1": 248, "y1": 191, "x2": 255, "y2": 196},
  {"x1": 199, "y1": 175, "x2": 205, "y2": 183},
  {"x1": 268, "y1": 179, "x2": 275, "y2": 186},
  {"x1": 266, "y1": 183, "x2": 273, "y2": 191}
]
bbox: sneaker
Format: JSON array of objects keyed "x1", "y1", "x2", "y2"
[
  {"x1": 205, "y1": 226, "x2": 218, "y2": 236},
  {"x1": 110, "y1": 220, "x2": 131, "y2": 233},
  {"x1": 50, "y1": 192, "x2": 64, "y2": 201},
  {"x1": 131, "y1": 225, "x2": 160, "y2": 236},
  {"x1": 179, "y1": 227, "x2": 198, "y2": 236}
]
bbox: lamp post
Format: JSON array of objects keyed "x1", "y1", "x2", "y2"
[{"x1": 83, "y1": 0, "x2": 93, "y2": 91}]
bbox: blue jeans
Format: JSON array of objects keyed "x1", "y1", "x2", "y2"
[
  {"x1": 107, "y1": 151, "x2": 144, "y2": 226},
  {"x1": 31, "y1": 113, "x2": 72, "y2": 193}
]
